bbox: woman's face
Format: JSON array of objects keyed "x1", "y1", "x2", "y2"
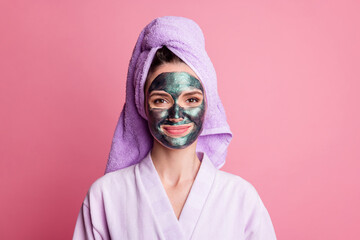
[{"x1": 145, "y1": 63, "x2": 206, "y2": 149}]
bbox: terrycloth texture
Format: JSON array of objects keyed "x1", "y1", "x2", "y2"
[{"x1": 106, "y1": 16, "x2": 232, "y2": 173}]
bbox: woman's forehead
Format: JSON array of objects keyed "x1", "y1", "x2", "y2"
[
  {"x1": 148, "y1": 72, "x2": 203, "y2": 94},
  {"x1": 145, "y1": 62, "x2": 200, "y2": 92}
]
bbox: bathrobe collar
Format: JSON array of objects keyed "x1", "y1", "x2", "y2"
[{"x1": 137, "y1": 151, "x2": 217, "y2": 239}]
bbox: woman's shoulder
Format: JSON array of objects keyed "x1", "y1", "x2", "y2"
[
  {"x1": 216, "y1": 169, "x2": 252, "y2": 186},
  {"x1": 87, "y1": 163, "x2": 137, "y2": 195},
  {"x1": 214, "y1": 169, "x2": 261, "y2": 198}
]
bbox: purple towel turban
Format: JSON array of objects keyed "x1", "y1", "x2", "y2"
[{"x1": 105, "y1": 16, "x2": 232, "y2": 173}]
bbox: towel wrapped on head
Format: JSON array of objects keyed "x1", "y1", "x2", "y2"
[{"x1": 106, "y1": 16, "x2": 232, "y2": 173}]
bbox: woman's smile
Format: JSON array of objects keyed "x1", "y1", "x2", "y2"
[{"x1": 161, "y1": 123, "x2": 194, "y2": 137}]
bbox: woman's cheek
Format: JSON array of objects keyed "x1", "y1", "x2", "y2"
[
  {"x1": 185, "y1": 107, "x2": 202, "y2": 117},
  {"x1": 148, "y1": 108, "x2": 168, "y2": 125},
  {"x1": 184, "y1": 104, "x2": 205, "y2": 123}
]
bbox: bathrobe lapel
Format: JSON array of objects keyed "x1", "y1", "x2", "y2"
[
  {"x1": 137, "y1": 152, "x2": 217, "y2": 240},
  {"x1": 178, "y1": 152, "x2": 217, "y2": 239}
]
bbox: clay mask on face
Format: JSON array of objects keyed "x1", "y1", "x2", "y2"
[{"x1": 146, "y1": 72, "x2": 206, "y2": 149}]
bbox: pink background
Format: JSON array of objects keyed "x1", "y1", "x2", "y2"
[{"x1": 1, "y1": 0, "x2": 359, "y2": 239}]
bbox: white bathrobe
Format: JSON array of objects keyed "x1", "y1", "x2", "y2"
[{"x1": 73, "y1": 152, "x2": 277, "y2": 239}]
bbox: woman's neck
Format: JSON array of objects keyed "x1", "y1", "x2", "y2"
[{"x1": 150, "y1": 140, "x2": 201, "y2": 187}]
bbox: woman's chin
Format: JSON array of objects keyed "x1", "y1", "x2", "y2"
[{"x1": 153, "y1": 135, "x2": 196, "y2": 150}]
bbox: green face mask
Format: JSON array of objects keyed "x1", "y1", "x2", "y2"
[{"x1": 146, "y1": 72, "x2": 206, "y2": 149}]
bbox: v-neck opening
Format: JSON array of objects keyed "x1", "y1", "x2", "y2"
[
  {"x1": 138, "y1": 151, "x2": 217, "y2": 240},
  {"x1": 176, "y1": 152, "x2": 204, "y2": 219},
  {"x1": 149, "y1": 151, "x2": 205, "y2": 222}
]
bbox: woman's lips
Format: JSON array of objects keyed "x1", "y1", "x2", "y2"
[{"x1": 162, "y1": 123, "x2": 193, "y2": 137}]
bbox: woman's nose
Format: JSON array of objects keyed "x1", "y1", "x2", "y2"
[
  {"x1": 168, "y1": 117, "x2": 184, "y2": 123},
  {"x1": 168, "y1": 103, "x2": 184, "y2": 119}
]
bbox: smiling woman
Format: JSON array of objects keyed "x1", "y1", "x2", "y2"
[{"x1": 73, "y1": 16, "x2": 277, "y2": 239}]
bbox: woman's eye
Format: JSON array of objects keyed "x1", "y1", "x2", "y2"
[
  {"x1": 153, "y1": 99, "x2": 167, "y2": 104},
  {"x1": 186, "y1": 98, "x2": 199, "y2": 103}
]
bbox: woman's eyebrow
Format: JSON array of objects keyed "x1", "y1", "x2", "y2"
[
  {"x1": 181, "y1": 90, "x2": 203, "y2": 97},
  {"x1": 149, "y1": 91, "x2": 171, "y2": 98}
]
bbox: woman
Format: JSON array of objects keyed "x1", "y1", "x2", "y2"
[{"x1": 73, "y1": 16, "x2": 276, "y2": 239}]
